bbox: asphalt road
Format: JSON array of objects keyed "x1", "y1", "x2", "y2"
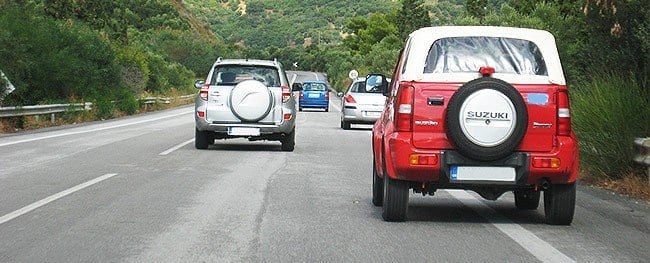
[{"x1": 0, "y1": 97, "x2": 648, "y2": 262}]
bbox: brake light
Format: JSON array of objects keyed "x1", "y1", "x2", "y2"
[
  {"x1": 532, "y1": 157, "x2": 560, "y2": 168},
  {"x1": 394, "y1": 84, "x2": 414, "y2": 132},
  {"x1": 282, "y1": 85, "x2": 291, "y2": 103},
  {"x1": 344, "y1": 94, "x2": 356, "y2": 103},
  {"x1": 197, "y1": 111, "x2": 205, "y2": 118},
  {"x1": 557, "y1": 90, "x2": 571, "y2": 136},
  {"x1": 199, "y1": 83, "x2": 209, "y2": 101},
  {"x1": 325, "y1": 91, "x2": 330, "y2": 100},
  {"x1": 479, "y1": 66, "x2": 495, "y2": 77},
  {"x1": 283, "y1": 113, "x2": 292, "y2": 120}
]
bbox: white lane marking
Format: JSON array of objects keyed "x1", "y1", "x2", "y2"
[
  {"x1": 0, "y1": 173, "x2": 118, "y2": 225},
  {"x1": 159, "y1": 139, "x2": 194, "y2": 155},
  {"x1": 0, "y1": 110, "x2": 193, "y2": 147},
  {"x1": 447, "y1": 190, "x2": 575, "y2": 263},
  {"x1": 313, "y1": 72, "x2": 319, "y2": 81}
]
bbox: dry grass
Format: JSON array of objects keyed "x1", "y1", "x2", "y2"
[{"x1": 581, "y1": 170, "x2": 650, "y2": 202}]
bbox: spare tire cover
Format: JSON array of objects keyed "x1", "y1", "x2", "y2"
[
  {"x1": 229, "y1": 80, "x2": 273, "y2": 122},
  {"x1": 445, "y1": 77, "x2": 528, "y2": 161}
]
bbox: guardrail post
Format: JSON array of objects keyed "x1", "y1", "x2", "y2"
[
  {"x1": 633, "y1": 137, "x2": 650, "y2": 184},
  {"x1": 51, "y1": 113, "x2": 55, "y2": 123}
]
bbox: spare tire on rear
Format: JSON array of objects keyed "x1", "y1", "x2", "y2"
[
  {"x1": 229, "y1": 80, "x2": 273, "y2": 122},
  {"x1": 445, "y1": 77, "x2": 528, "y2": 161}
]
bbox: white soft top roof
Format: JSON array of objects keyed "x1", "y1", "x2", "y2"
[{"x1": 402, "y1": 26, "x2": 566, "y2": 85}]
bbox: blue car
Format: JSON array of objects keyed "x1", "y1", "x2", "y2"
[{"x1": 298, "y1": 81, "x2": 330, "y2": 111}]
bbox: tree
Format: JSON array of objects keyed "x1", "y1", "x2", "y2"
[
  {"x1": 466, "y1": 0, "x2": 488, "y2": 22},
  {"x1": 396, "y1": 0, "x2": 430, "y2": 39}
]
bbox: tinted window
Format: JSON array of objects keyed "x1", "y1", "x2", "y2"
[
  {"x1": 211, "y1": 65, "x2": 280, "y2": 87},
  {"x1": 423, "y1": 37, "x2": 547, "y2": 76},
  {"x1": 303, "y1": 83, "x2": 327, "y2": 91}
]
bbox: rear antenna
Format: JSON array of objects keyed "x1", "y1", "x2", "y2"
[
  {"x1": 216, "y1": 57, "x2": 222, "y2": 63},
  {"x1": 273, "y1": 58, "x2": 278, "y2": 65}
]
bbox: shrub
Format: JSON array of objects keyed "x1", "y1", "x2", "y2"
[
  {"x1": 0, "y1": 6, "x2": 121, "y2": 106},
  {"x1": 116, "y1": 90, "x2": 140, "y2": 115},
  {"x1": 572, "y1": 73, "x2": 650, "y2": 179}
]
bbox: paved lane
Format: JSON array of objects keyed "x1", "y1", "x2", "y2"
[{"x1": 0, "y1": 98, "x2": 647, "y2": 262}]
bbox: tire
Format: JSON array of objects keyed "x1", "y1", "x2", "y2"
[
  {"x1": 445, "y1": 77, "x2": 528, "y2": 161},
  {"x1": 324, "y1": 107, "x2": 329, "y2": 112},
  {"x1": 514, "y1": 190, "x2": 540, "y2": 210},
  {"x1": 299, "y1": 107, "x2": 303, "y2": 112},
  {"x1": 341, "y1": 120, "x2": 351, "y2": 130},
  {"x1": 195, "y1": 129, "x2": 210, "y2": 149},
  {"x1": 372, "y1": 158, "x2": 384, "y2": 206},
  {"x1": 382, "y1": 171, "x2": 409, "y2": 222},
  {"x1": 281, "y1": 128, "x2": 296, "y2": 152},
  {"x1": 544, "y1": 183, "x2": 576, "y2": 225}
]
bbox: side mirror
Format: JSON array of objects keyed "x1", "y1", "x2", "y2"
[
  {"x1": 366, "y1": 74, "x2": 389, "y2": 97},
  {"x1": 194, "y1": 80, "x2": 205, "y2": 89},
  {"x1": 292, "y1": 83, "x2": 302, "y2": 91},
  {"x1": 337, "y1": 92, "x2": 344, "y2": 97}
]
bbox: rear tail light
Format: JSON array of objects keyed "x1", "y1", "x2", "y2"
[
  {"x1": 282, "y1": 85, "x2": 291, "y2": 103},
  {"x1": 197, "y1": 111, "x2": 206, "y2": 118},
  {"x1": 199, "y1": 83, "x2": 210, "y2": 101},
  {"x1": 325, "y1": 91, "x2": 330, "y2": 100},
  {"x1": 344, "y1": 94, "x2": 356, "y2": 103},
  {"x1": 394, "y1": 84, "x2": 414, "y2": 132},
  {"x1": 532, "y1": 157, "x2": 560, "y2": 168},
  {"x1": 283, "y1": 113, "x2": 292, "y2": 120},
  {"x1": 409, "y1": 154, "x2": 438, "y2": 165},
  {"x1": 299, "y1": 91, "x2": 304, "y2": 99},
  {"x1": 557, "y1": 90, "x2": 571, "y2": 136}
]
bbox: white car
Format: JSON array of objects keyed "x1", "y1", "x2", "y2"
[{"x1": 339, "y1": 77, "x2": 388, "y2": 130}]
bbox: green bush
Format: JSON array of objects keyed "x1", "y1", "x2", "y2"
[
  {"x1": 572, "y1": 73, "x2": 650, "y2": 178},
  {"x1": 116, "y1": 90, "x2": 140, "y2": 115},
  {"x1": 0, "y1": 6, "x2": 121, "y2": 105},
  {"x1": 94, "y1": 97, "x2": 116, "y2": 119}
]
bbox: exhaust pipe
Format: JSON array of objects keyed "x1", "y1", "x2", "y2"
[{"x1": 539, "y1": 179, "x2": 551, "y2": 190}]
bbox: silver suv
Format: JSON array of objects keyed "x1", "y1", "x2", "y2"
[{"x1": 194, "y1": 58, "x2": 299, "y2": 151}]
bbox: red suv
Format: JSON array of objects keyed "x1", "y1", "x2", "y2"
[{"x1": 371, "y1": 26, "x2": 579, "y2": 225}]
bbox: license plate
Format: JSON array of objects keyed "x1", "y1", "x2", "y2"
[
  {"x1": 308, "y1": 93, "x2": 320, "y2": 98},
  {"x1": 450, "y1": 166, "x2": 516, "y2": 182},
  {"x1": 228, "y1": 127, "x2": 260, "y2": 136},
  {"x1": 364, "y1": 111, "x2": 381, "y2": 117}
]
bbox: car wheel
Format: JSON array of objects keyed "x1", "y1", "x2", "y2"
[
  {"x1": 324, "y1": 107, "x2": 329, "y2": 112},
  {"x1": 543, "y1": 183, "x2": 576, "y2": 225},
  {"x1": 514, "y1": 190, "x2": 540, "y2": 210},
  {"x1": 299, "y1": 107, "x2": 303, "y2": 112},
  {"x1": 195, "y1": 129, "x2": 210, "y2": 149},
  {"x1": 445, "y1": 77, "x2": 528, "y2": 161},
  {"x1": 372, "y1": 158, "x2": 384, "y2": 206},
  {"x1": 281, "y1": 128, "x2": 295, "y2": 152},
  {"x1": 382, "y1": 169, "x2": 408, "y2": 222},
  {"x1": 341, "y1": 120, "x2": 350, "y2": 130}
]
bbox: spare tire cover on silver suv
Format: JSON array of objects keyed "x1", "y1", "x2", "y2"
[
  {"x1": 445, "y1": 77, "x2": 528, "y2": 161},
  {"x1": 229, "y1": 80, "x2": 273, "y2": 122}
]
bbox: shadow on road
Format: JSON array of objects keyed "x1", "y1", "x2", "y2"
[
  {"x1": 366, "y1": 197, "x2": 547, "y2": 225},
  {"x1": 207, "y1": 142, "x2": 283, "y2": 152}
]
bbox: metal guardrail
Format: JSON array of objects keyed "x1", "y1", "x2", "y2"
[
  {"x1": 0, "y1": 95, "x2": 195, "y2": 120},
  {"x1": 633, "y1": 137, "x2": 650, "y2": 182},
  {"x1": 0, "y1": 102, "x2": 92, "y2": 118}
]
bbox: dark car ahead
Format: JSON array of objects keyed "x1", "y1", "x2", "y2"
[{"x1": 298, "y1": 81, "x2": 330, "y2": 111}]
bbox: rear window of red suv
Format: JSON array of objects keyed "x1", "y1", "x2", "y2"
[{"x1": 423, "y1": 37, "x2": 548, "y2": 76}]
